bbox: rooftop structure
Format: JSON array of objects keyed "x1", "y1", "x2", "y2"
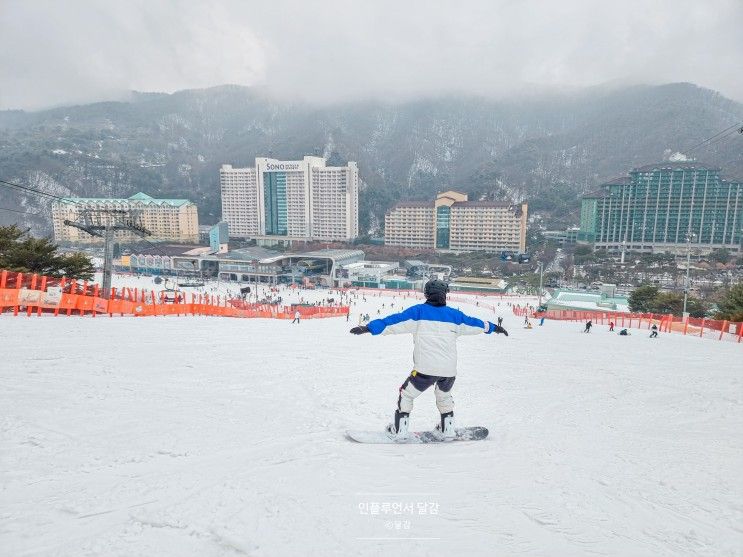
[{"x1": 120, "y1": 246, "x2": 365, "y2": 287}]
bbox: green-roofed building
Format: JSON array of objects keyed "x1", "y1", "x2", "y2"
[
  {"x1": 52, "y1": 192, "x2": 199, "y2": 245},
  {"x1": 545, "y1": 289, "x2": 630, "y2": 313},
  {"x1": 579, "y1": 163, "x2": 742, "y2": 255}
]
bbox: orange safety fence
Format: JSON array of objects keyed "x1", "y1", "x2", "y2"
[
  {"x1": 342, "y1": 286, "x2": 522, "y2": 300},
  {"x1": 0, "y1": 270, "x2": 349, "y2": 320},
  {"x1": 511, "y1": 303, "x2": 743, "y2": 343},
  {"x1": 333, "y1": 287, "x2": 525, "y2": 317}
]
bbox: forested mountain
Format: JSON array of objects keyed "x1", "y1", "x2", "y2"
[{"x1": 1, "y1": 82, "x2": 741, "y2": 234}]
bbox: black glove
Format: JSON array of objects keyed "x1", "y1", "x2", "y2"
[
  {"x1": 493, "y1": 324, "x2": 508, "y2": 336},
  {"x1": 349, "y1": 325, "x2": 370, "y2": 335}
]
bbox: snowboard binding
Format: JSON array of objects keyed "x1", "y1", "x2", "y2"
[
  {"x1": 434, "y1": 411, "x2": 456, "y2": 440},
  {"x1": 385, "y1": 410, "x2": 410, "y2": 438}
]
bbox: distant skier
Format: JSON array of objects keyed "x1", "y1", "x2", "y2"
[
  {"x1": 609, "y1": 321, "x2": 615, "y2": 332},
  {"x1": 497, "y1": 316, "x2": 503, "y2": 326},
  {"x1": 649, "y1": 324, "x2": 658, "y2": 338},
  {"x1": 584, "y1": 320, "x2": 592, "y2": 333},
  {"x1": 292, "y1": 310, "x2": 301, "y2": 324},
  {"x1": 349, "y1": 279, "x2": 507, "y2": 439},
  {"x1": 619, "y1": 328, "x2": 629, "y2": 336}
]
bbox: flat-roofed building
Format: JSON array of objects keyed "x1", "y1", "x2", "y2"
[
  {"x1": 385, "y1": 190, "x2": 527, "y2": 253},
  {"x1": 220, "y1": 165, "x2": 259, "y2": 238},
  {"x1": 448, "y1": 201, "x2": 527, "y2": 252},
  {"x1": 220, "y1": 156, "x2": 359, "y2": 243},
  {"x1": 384, "y1": 201, "x2": 436, "y2": 249}
]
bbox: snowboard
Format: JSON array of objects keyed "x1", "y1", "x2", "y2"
[{"x1": 346, "y1": 426, "x2": 488, "y2": 444}]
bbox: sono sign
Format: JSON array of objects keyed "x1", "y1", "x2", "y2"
[{"x1": 265, "y1": 161, "x2": 301, "y2": 171}]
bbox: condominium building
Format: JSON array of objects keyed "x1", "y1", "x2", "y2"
[
  {"x1": 385, "y1": 191, "x2": 527, "y2": 252},
  {"x1": 580, "y1": 162, "x2": 743, "y2": 255},
  {"x1": 51, "y1": 192, "x2": 199, "y2": 244},
  {"x1": 383, "y1": 201, "x2": 436, "y2": 249},
  {"x1": 220, "y1": 156, "x2": 359, "y2": 243}
]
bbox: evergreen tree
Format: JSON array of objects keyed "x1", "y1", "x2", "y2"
[
  {"x1": 0, "y1": 225, "x2": 95, "y2": 280},
  {"x1": 628, "y1": 283, "x2": 708, "y2": 317},
  {"x1": 715, "y1": 284, "x2": 743, "y2": 322},
  {"x1": 628, "y1": 285, "x2": 658, "y2": 313},
  {"x1": 708, "y1": 248, "x2": 732, "y2": 265},
  {"x1": 650, "y1": 292, "x2": 708, "y2": 318},
  {"x1": 58, "y1": 252, "x2": 96, "y2": 280}
]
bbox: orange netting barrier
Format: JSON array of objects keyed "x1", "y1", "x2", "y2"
[
  {"x1": 0, "y1": 270, "x2": 349, "y2": 320},
  {"x1": 332, "y1": 287, "x2": 522, "y2": 315},
  {"x1": 343, "y1": 286, "x2": 520, "y2": 299},
  {"x1": 511, "y1": 303, "x2": 743, "y2": 343}
]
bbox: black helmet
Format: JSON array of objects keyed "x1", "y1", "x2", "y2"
[{"x1": 424, "y1": 279, "x2": 449, "y2": 305}]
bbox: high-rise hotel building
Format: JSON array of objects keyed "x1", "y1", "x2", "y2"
[
  {"x1": 580, "y1": 162, "x2": 742, "y2": 255},
  {"x1": 52, "y1": 192, "x2": 199, "y2": 244},
  {"x1": 220, "y1": 156, "x2": 359, "y2": 242},
  {"x1": 385, "y1": 191, "x2": 527, "y2": 252}
]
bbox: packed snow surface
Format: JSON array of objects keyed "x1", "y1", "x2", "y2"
[{"x1": 2, "y1": 286, "x2": 741, "y2": 556}]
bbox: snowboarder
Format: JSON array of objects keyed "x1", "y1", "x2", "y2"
[
  {"x1": 292, "y1": 310, "x2": 301, "y2": 324},
  {"x1": 584, "y1": 320, "x2": 592, "y2": 333},
  {"x1": 609, "y1": 321, "x2": 615, "y2": 332},
  {"x1": 349, "y1": 279, "x2": 507, "y2": 439},
  {"x1": 619, "y1": 328, "x2": 630, "y2": 336},
  {"x1": 649, "y1": 324, "x2": 658, "y2": 338}
]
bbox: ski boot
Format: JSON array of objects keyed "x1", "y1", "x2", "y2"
[
  {"x1": 435, "y1": 411, "x2": 456, "y2": 440},
  {"x1": 385, "y1": 410, "x2": 410, "y2": 439}
]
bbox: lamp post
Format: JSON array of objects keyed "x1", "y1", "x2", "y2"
[{"x1": 682, "y1": 232, "x2": 696, "y2": 317}]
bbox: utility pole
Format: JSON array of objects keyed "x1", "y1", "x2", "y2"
[
  {"x1": 537, "y1": 261, "x2": 544, "y2": 309},
  {"x1": 682, "y1": 232, "x2": 696, "y2": 317},
  {"x1": 64, "y1": 209, "x2": 151, "y2": 298}
]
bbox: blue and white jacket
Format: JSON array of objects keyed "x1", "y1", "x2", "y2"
[{"x1": 367, "y1": 303, "x2": 496, "y2": 377}]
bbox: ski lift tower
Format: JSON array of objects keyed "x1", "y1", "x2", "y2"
[{"x1": 64, "y1": 208, "x2": 151, "y2": 298}]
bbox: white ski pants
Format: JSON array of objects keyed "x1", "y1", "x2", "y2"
[{"x1": 397, "y1": 371, "x2": 455, "y2": 414}]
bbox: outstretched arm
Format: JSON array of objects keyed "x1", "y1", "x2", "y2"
[
  {"x1": 365, "y1": 305, "x2": 420, "y2": 335},
  {"x1": 457, "y1": 313, "x2": 508, "y2": 336}
]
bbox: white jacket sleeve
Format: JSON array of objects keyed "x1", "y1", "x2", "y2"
[
  {"x1": 367, "y1": 306, "x2": 420, "y2": 336},
  {"x1": 456, "y1": 312, "x2": 495, "y2": 336}
]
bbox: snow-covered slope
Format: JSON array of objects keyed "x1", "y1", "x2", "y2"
[{"x1": 1, "y1": 289, "x2": 741, "y2": 556}]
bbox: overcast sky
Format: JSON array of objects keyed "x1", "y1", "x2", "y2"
[{"x1": 1, "y1": 0, "x2": 741, "y2": 111}]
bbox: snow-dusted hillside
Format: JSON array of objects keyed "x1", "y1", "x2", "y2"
[
  {"x1": 1, "y1": 287, "x2": 741, "y2": 556},
  {"x1": 3, "y1": 82, "x2": 743, "y2": 233}
]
